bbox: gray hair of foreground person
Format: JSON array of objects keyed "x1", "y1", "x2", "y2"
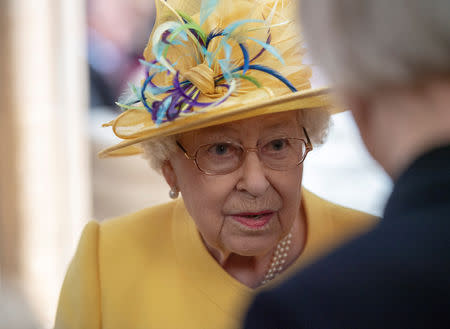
[
  {"x1": 300, "y1": 0, "x2": 450, "y2": 92},
  {"x1": 299, "y1": 0, "x2": 450, "y2": 179},
  {"x1": 141, "y1": 108, "x2": 331, "y2": 172}
]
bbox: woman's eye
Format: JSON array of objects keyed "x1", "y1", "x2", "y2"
[
  {"x1": 268, "y1": 139, "x2": 287, "y2": 151},
  {"x1": 210, "y1": 143, "x2": 231, "y2": 155}
]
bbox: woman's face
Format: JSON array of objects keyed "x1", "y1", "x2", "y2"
[{"x1": 164, "y1": 111, "x2": 305, "y2": 259}]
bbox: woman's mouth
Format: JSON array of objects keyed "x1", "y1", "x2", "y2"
[{"x1": 231, "y1": 211, "x2": 274, "y2": 228}]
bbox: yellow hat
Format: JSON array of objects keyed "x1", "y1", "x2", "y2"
[{"x1": 99, "y1": 0, "x2": 340, "y2": 158}]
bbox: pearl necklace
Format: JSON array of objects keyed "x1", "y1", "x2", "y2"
[{"x1": 261, "y1": 232, "x2": 292, "y2": 285}]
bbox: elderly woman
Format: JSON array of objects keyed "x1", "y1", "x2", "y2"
[{"x1": 55, "y1": 1, "x2": 377, "y2": 329}]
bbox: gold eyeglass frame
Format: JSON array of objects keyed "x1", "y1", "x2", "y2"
[{"x1": 176, "y1": 127, "x2": 313, "y2": 175}]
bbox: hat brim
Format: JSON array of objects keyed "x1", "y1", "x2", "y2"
[{"x1": 98, "y1": 87, "x2": 342, "y2": 158}]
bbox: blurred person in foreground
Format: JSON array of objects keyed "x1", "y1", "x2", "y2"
[
  {"x1": 244, "y1": 1, "x2": 450, "y2": 328},
  {"x1": 54, "y1": 1, "x2": 377, "y2": 328}
]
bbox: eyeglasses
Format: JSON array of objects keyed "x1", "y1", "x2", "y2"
[{"x1": 176, "y1": 127, "x2": 313, "y2": 175}]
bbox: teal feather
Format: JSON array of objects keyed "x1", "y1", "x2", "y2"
[
  {"x1": 174, "y1": 11, "x2": 208, "y2": 44},
  {"x1": 115, "y1": 103, "x2": 146, "y2": 111},
  {"x1": 224, "y1": 42, "x2": 232, "y2": 60},
  {"x1": 139, "y1": 59, "x2": 168, "y2": 73},
  {"x1": 156, "y1": 96, "x2": 172, "y2": 125},
  {"x1": 201, "y1": 47, "x2": 214, "y2": 67},
  {"x1": 130, "y1": 84, "x2": 143, "y2": 102},
  {"x1": 117, "y1": 84, "x2": 141, "y2": 108},
  {"x1": 247, "y1": 36, "x2": 285, "y2": 64},
  {"x1": 212, "y1": 19, "x2": 264, "y2": 60},
  {"x1": 200, "y1": 0, "x2": 219, "y2": 25},
  {"x1": 146, "y1": 85, "x2": 173, "y2": 95},
  {"x1": 152, "y1": 21, "x2": 183, "y2": 73},
  {"x1": 223, "y1": 19, "x2": 264, "y2": 35},
  {"x1": 218, "y1": 59, "x2": 233, "y2": 82}
]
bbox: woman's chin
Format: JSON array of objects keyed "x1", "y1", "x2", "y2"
[
  {"x1": 219, "y1": 216, "x2": 282, "y2": 256},
  {"x1": 224, "y1": 234, "x2": 279, "y2": 258}
]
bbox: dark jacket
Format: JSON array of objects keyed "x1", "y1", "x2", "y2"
[{"x1": 244, "y1": 145, "x2": 450, "y2": 329}]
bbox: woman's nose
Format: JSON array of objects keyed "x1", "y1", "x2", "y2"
[{"x1": 236, "y1": 151, "x2": 270, "y2": 196}]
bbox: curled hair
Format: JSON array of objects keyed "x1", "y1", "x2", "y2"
[
  {"x1": 301, "y1": 107, "x2": 331, "y2": 146},
  {"x1": 141, "y1": 109, "x2": 330, "y2": 173}
]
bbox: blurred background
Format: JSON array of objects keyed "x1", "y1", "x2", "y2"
[{"x1": 0, "y1": 0, "x2": 391, "y2": 328}]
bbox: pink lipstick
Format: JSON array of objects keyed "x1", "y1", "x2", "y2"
[{"x1": 231, "y1": 211, "x2": 274, "y2": 228}]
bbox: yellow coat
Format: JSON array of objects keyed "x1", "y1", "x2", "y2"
[{"x1": 55, "y1": 190, "x2": 377, "y2": 329}]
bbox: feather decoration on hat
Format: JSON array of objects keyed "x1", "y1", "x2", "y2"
[{"x1": 112, "y1": 0, "x2": 312, "y2": 135}]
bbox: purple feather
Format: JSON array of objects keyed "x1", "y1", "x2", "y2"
[
  {"x1": 162, "y1": 30, "x2": 172, "y2": 44},
  {"x1": 166, "y1": 93, "x2": 183, "y2": 120},
  {"x1": 250, "y1": 32, "x2": 272, "y2": 63},
  {"x1": 173, "y1": 72, "x2": 216, "y2": 107}
]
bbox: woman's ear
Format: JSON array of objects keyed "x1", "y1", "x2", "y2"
[{"x1": 162, "y1": 160, "x2": 178, "y2": 190}]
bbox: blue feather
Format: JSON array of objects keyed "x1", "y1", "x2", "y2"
[
  {"x1": 213, "y1": 19, "x2": 264, "y2": 61},
  {"x1": 142, "y1": 73, "x2": 174, "y2": 97},
  {"x1": 239, "y1": 43, "x2": 249, "y2": 74},
  {"x1": 232, "y1": 64, "x2": 297, "y2": 92},
  {"x1": 206, "y1": 29, "x2": 224, "y2": 48},
  {"x1": 141, "y1": 75, "x2": 154, "y2": 113}
]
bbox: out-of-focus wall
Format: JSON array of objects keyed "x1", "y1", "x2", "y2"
[
  {"x1": 0, "y1": 0, "x2": 19, "y2": 283},
  {"x1": 0, "y1": 0, "x2": 90, "y2": 328},
  {"x1": 90, "y1": 110, "x2": 170, "y2": 221}
]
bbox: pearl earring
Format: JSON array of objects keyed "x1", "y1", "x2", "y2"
[{"x1": 169, "y1": 188, "x2": 179, "y2": 199}]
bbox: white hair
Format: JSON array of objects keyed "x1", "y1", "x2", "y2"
[
  {"x1": 141, "y1": 108, "x2": 331, "y2": 172},
  {"x1": 141, "y1": 134, "x2": 178, "y2": 173},
  {"x1": 300, "y1": 0, "x2": 450, "y2": 92}
]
